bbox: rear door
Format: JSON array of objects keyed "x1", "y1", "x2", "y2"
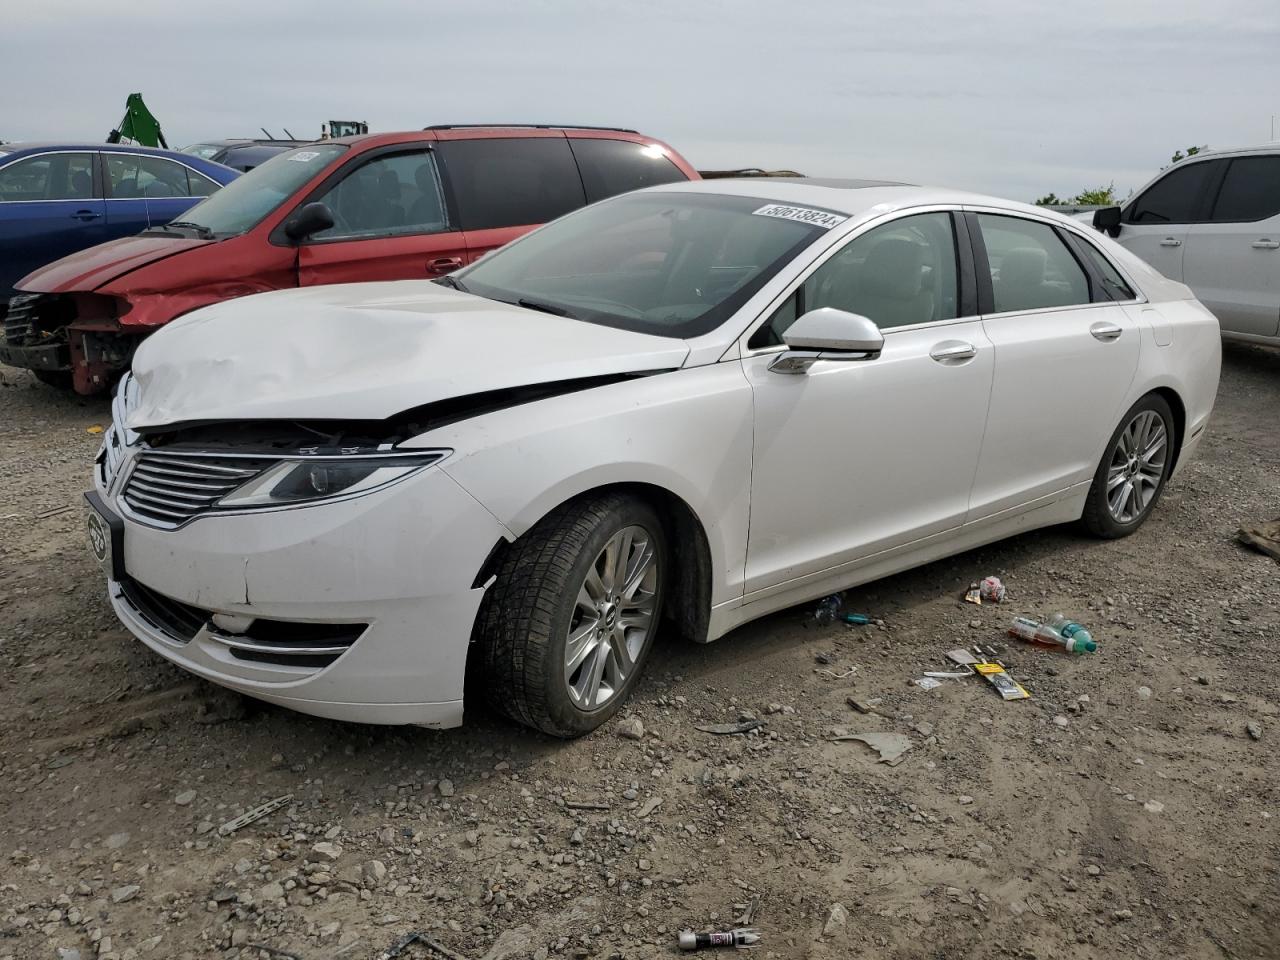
[
  {"x1": 434, "y1": 134, "x2": 587, "y2": 261},
  {"x1": 104, "y1": 154, "x2": 215, "y2": 232},
  {"x1": 1117, "y1": 158, "x2": 1225, "y2": 279},
  {"x1": 296, "y1": 146, "x2": 469, "y2": 284},
  {"x1": 0, "y1": 151, "x2": 104, "y2": 295},
  {"x1": 968, "y1": 211, "x2": 1141, "y2": 519},
  {"x1": 1182, "y1": 154, "x2": 1280, "y2": 338}
]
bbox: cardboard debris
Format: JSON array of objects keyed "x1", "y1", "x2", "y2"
[{"x1": 830, "y1": 731, "x2": 913, "y2": 765}]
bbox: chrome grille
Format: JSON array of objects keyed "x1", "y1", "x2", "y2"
[
  {"x1": 122, "y1": 452, "x2": 273, "y2": 526},
  {"x1": 3, "y1": 293, "x2": 40, "y2": 343}
]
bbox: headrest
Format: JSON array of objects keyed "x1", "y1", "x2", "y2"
[
  {"x1": 859, "y1": 238, "x2": 925, "y2": 300},
  {"x1": 999, "y1": 247, "x2": 1048, "y2": 288}
]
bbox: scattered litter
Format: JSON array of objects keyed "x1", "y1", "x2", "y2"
[
  {"x1": 380, "y1": 931, "x2": 470, "y2": 960},
  {"x1": 86, "y1": 425, "x2": 104, "y2": 435},
  {"x1": 1246, "y1": 721, "x2": 1262, "y2": 741},
  {"x1": 677, "y1": 928, "x2": 761, "y2": 951},
  {"x1": 923, "y1": 669, "x2": 973, "y2": 679},
  {"x1": 814, "y1": 651, "x2": 837, "y2": 665},
  {"x1": 846, "y1": 696, "x2": 882, "y2": 714},
  {"x1": 946, "y1": 648, "x2": 981, "y2": 666},
  {"x1": 818, "y1": 665, "x2": 858, "y2": 680},
  {"x1": 1143, "y1": 800, "x2": 1165, "y2": 813},
  {"x1": 913, "y1": 676, "x2": 944, "y2": 691},
  {"x1": 217, "y1": 794, "x2": 293, "y2": 836},
  {"x1": 841, "y1": 613, "x2": 871, "y2": 625},
  {"x1": 735, "y1": 895, "x2": 761, "y2": 926},
  {"x1": 975, "y1": 662, "x2": 1031, "y2": 700},
  {"x1": 964, "y1": 584, "x2": 983, "y2": 605},
  {"x1": 637, "y1": 796, "x2": 663, "y2": 818},
  {"x1": 36, "y1": 505, "x2": 72, "y2": 519},
  {"x1": 695, "y1": 720, "x2": 763, "y2": 735},
  {"x1": 829, "y1": 731, "x2": 913, "y2": 765},
  {"x1": 813, "y1": 594, "x2": 843, "y2": 623},
  {"x1": 245, "y1": 947, "x2": 303, "y2": 960},
  {"x1": 980, "y1": 576, "x2": 1007, "y2": 602},
  {"x1": 1238, "y1": 518, "x2": 1280, "y2": 562},
  {"x1": 564, "y1": 800, "x2": 610, "y2": 812},
  {"x1": 1009, "y1": 616, "x2": 1097, "y2": 654}
]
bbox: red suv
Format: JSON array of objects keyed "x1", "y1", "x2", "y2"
[{"x1": 8, "y1": 125, "x2": 697, "y2": 393}]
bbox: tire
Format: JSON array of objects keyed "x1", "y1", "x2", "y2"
[
  {"x1": 32, "y1": 370, "x2": 73, "y2": 390},
  {"x1": 475, "y1": 493, "x2": 668, "y2": 737},
  {"x1": 1082, "y1": 394, "x2": 1176, "y2": 539}
]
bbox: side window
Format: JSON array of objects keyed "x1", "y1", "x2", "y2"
[
  {"x1": 977, "y1": 214, "x2": 1090, "y2": 313},
  {"x1": 0, "y1": 153, "x2": 94, "y2": 201},
  {"x1": 568, "y1": 138, "x2": 688, "y2": 203},
  {"x1": 1209, "y1": 156, "x2": 1280, "y2": 223},
  {"x1": 137, "y1": 157, "x2": 193, "y2": 198},
  {"x1": 187, "y1": 170, "x2": 219, "y2": 197},
  {"x1": 438, "y1": 137, "x2": 586, "y2": 230},
  {"x1": 309, "y1": 151, "x2": 449, "y2": 241},
  {"x1": 1125, "y1": 160, "x2": 1220, "y2": 224},
  {"x1": 1069, "y1": 235, "x2": 1136, "y2": 301},
  {"x1": 749, "y1": 212, "x2": 958, "y2": 348}
]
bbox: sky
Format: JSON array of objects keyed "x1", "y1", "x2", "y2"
[{"x1": 3, "y1": 0, "x2": 1278, "y2": 203}]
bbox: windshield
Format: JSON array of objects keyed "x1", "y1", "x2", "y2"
[
  {"x1": 182, "y1": 143, "x2": 225, "y2": 160},
  {"x1": 454, "y1": 191, "x2": 834, "y2": 338},
  {"x1": 174, "y1": 144, "x2": 347, "y2": 237}
]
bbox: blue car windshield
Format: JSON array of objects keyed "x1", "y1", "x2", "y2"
[
  {"x1": 176, "y1": 144, "x2": 346, "y2": 237},
  {"x1": 454, "y1": 191, "x2": 835, "y2": 339}
]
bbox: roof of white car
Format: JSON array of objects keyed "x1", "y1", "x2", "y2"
[{"x1": 654, "y1": 177, "x2": 1060, "y2": 223}]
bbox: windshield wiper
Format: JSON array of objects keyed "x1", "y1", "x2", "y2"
[
  {"x1": 166, "y1": 221, "x2": 215, "y2": 240},
  {"x1": 433, "y1": 275, "x2": 468, "y2": 292},
  {"x1": 517, "y1": 297, "x2": 575, "y2": 318}
]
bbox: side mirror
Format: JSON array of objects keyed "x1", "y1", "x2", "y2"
[
  {"x1": 283, "y1": 202, "x2": 335, "y2": 243},
  {"x1": 1092, "y1": 206, "x2": 1122, "y2": 238},
  {"x1": 771, "y1": 308, "x2": 884, "y2": 374}
]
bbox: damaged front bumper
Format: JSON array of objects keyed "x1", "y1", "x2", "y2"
[
  {"x1": 2, "y1": 292, "x2": 136, "y2": 393},
  {"x1": 93, "y1": 439, "x2": 511, "y2": 727}
]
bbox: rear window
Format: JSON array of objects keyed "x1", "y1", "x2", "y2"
[
  {"x1": 437, "y1": 137, "x2": 586, "y2": 231},
  {"x1": 569, "y1": 138, "x2": 688, "y2": 203},
  {"x1": 1209, "y1": 156, "x2": 1280, "y2": 222}
]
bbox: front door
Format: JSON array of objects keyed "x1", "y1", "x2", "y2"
[
  {"x1": 1183, "y1": 154, "x2": 1280, "y2": 338},
  {"x1": 0, "y1": 151, "x2": 104, "y2": 296},
  {"x1": 1116, "y1": 157, "x2": 1225, "y2": 280},
  {"x1": 743, "y1": 211, "x2": 994, "y2": 595},
  {"x1": 296, "y1": 148, "x2": 469, "y2": 285},
  {"x1": 967, "y1": 212, "x2": 1141, "y2": 519}
]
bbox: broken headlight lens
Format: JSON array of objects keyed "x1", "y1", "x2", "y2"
[{"x1": 217, "y1": 452, "x2": 447, "y2": 509}]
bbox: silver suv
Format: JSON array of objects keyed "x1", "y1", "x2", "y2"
[{"x1": 1093, "y1": 146, "x2": 1280, "y2": 345}]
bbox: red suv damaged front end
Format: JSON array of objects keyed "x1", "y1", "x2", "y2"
[{"x1": 3, "y1": 126, "x2": 699, "y2": 394}]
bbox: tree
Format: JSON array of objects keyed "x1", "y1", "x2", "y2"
[
  {"x1": 1170, "y1": 145, "x2": 1208, "y2": 164},
  {"x1": 1073, "y1": 183, "x2": 1116, "y2": 205},
  {"x1": 1034, "y1": 192, "x2": 1065, "y2": 206}
]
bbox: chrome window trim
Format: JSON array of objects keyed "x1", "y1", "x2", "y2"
[
  {"x1": 735, "y1": 203, "x2": 973, "y2": 358},
  {"x1": 101, "y1": 151, "x2": 223, "y2": 199},
  {"x1": 0, "y1": 149, "x2": 99, "y2": 203}
]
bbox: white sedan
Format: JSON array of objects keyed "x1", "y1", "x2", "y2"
[{"x1": 88, "y1": 179, "x2": 1221, "y2": 736}]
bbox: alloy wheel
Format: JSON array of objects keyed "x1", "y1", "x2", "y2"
[
  {"x1": 1105, "y1": 409, "x2": 1167, "y2": 524},
  {"x1": 564, "y1": 525, "x2": 660, "y2": 710}
]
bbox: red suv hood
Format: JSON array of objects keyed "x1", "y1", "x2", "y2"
[{"x1": 19, "y1": 235, "x2": 213, "y2": 294}]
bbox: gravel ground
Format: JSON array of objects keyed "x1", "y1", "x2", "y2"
[{"x1": 1, "y1": 344, "x2": 1278, "y2": 960}]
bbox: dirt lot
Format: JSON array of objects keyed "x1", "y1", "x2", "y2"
[{"x1": 1, "y1": 345, "x2": 1278, "y2": 960}]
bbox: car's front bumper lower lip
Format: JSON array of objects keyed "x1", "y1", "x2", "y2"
[{"x1": 96, "y1": 464, "x2": 510, "y2": 727}]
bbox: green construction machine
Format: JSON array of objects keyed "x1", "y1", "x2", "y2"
[{"x1": 106, "y1": 93, "x2": 167, "y2": 149}]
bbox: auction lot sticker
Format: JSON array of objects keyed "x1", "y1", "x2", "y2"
[{"x1": 752, "y1": 204, "x2": 847, "y2": 229}]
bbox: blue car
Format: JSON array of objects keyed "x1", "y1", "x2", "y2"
[{"x1": 0, "y1": 143, "x2": 238, "y2": 308}]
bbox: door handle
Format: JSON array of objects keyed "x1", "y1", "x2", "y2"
[
  {"x1": 71, "y1": 209, "x2": 102, "y2": 221},
  {"x1": 426, "y1": 256, "x2": 463, "y2": 275},
  {"x1": 1252, "y1": 239, "x2": 1280, "y2": 249},
  {"x1": 1159, "y1": 238, "x2": 1181, "y2": 247},
  {"x1": 1090, "y1": 321, "x2": 1123, "y2": 342},
  {"x1": 929, "y1": 341, "x2": 977, "y2": 363}
]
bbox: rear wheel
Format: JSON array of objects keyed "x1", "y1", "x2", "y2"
[
  {"x1": 1082, "y1": 394, "x2": 1175, "y2": 538},
  {"x1": 475, "y1": 493, "x2": 667, "y2": 737}
]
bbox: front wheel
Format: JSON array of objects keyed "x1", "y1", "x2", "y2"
[
  {"x1": 1082, "y1": 394, "x2": 1175, "y2": 538},
  {"x1": 475, "y1": 493, "x2": 667, "y2": 737}
]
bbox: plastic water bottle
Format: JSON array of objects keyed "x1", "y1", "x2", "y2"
[
  {"x1": 1048, "y1": 613, "x2": 1097, "y2": 652},
  {"x1": 814, "y1": 595, "x2": 843, "y2": 624},
  {"x1": 1009, "y1": 616, "x2": 1097, "y2": 654}
]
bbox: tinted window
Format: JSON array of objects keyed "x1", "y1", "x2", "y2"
[
  {"x1": 174, "y1": 144, "x2": 347, "y2": 237},
  {"x1": 1210, "y1": 156, "x2": 1280, "y2": 222},
  {"x1": 106, "y1": 155, "x2": 194, "y2": 199},
  {"x1": 0, "y1": 153, "x2": 94, "y2": 201},
  {"x1": 438, "y1": 137, "x2": 586, "y2": 230},
  {"x1": 978, "y1": 214, "x2": 1090, "y2": 313},
  {"x1": 1126, "y1": 160, "x2": 1219, "y2": 224},
  {"x1": 1070, "y1": 235, "x2": 1135, "y2": 301},
  {"x1": 569, "y1": 138, "x2": 688, "y2": 202},
  {"x1": 310, "y1": 150, "x2": 449, "y2": 241},
  {"x1": 187, "y1": 170, "x2": 219, "y2": 197},
  {"x1": 455, "y1": 191, "x2": 828, "y2": 339}
]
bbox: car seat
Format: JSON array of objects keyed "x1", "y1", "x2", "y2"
[{"x1": 848, "y1": 237, "x2": 934, "y2": 328}]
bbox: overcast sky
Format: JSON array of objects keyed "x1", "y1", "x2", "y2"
[{"x1": 4, "y1": 0, "x2": 1278, "y2": 202}]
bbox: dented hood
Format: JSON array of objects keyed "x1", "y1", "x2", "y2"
[
  {"x1": 20, "y1": 235, "x2": 211, "y2": 293},
  {"x1": 127, "y1": 281, "x2": 690, "y2": 429}
]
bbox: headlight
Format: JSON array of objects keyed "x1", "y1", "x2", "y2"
[{"x1": 218, "y1": 452, "x2": 447, "y2": 508}]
